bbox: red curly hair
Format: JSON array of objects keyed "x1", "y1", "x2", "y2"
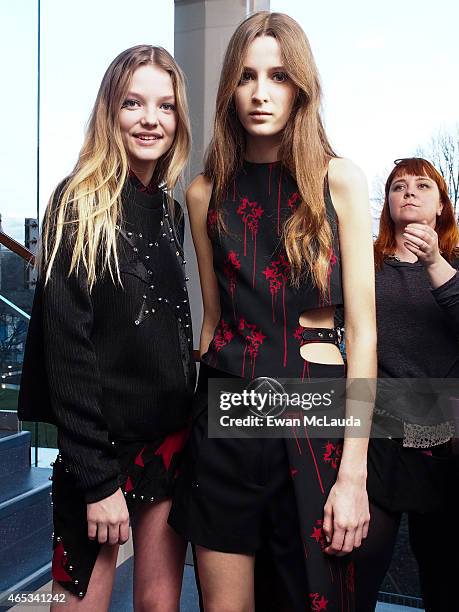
[{"x1": 374, "y1": 157, "x2": 459, "y2": 269}]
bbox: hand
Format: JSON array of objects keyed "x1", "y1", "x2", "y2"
[
  {"x1": 402, "y1": 222, "x2": 441, "y2": 267},
  {"x1": 322, "y1": 475, "x2": 370, "y2": 556},
  {"x1": 87, "y1": 488, "x2": 130, "y2": 545}
]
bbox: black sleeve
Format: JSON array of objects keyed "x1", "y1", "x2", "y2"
[
  {"x1": 42, "y1": 214, "x2": 120, "y2": 503},
  {"x1": 431, "y1": 271, "x2": 459, "y2": 336}
]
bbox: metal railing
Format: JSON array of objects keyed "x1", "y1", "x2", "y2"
[{"x1": 0, "y1": 231, "x2": 35, "y2": 265}]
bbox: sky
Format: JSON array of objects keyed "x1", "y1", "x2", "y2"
[
  {"x1": 0, "y1": 0, "x2": 174, "y2": 242},
  {"x1": 1, "y1": 0, "x2": 458, "y2": 242},
  {"x1": 271, "y1": 0, "x2": 459, "y2": 224}
]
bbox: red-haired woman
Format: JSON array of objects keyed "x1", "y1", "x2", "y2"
[
  {"x1": 354, "y1": 157, "x2": 459, "y2": 611},
  {"x1": 169, "y1": 11, "x2": 376, "y2": 612}
]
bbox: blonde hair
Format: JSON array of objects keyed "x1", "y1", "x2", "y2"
[
  {"x1": 204, "y1": 11, "x2": 336, "y2": 293},
  {"x1": 40, "y1": 45, "x2": 191, "y2": 289}
]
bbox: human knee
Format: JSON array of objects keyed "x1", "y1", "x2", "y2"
[
  {"x1": 134, "y1": 590, "x2": 179, "y2": 612},
  {"x1": 203, "y1": 598, "x2": 253, "y2": 612}
]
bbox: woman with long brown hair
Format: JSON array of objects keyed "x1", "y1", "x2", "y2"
[
  {"x1": 354, "y1": 157, "x2": 459, "y2": 611},
  {"x1": 18, "y1": 45, "x2": 196, "y2": 611},
  {"x1": 169, "y1": 11, "x2": 376, "y2": 611}
]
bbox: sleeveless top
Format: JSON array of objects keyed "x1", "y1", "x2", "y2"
[{"x1": 201, "y1": 160, "x2": 343, "y2": 380}]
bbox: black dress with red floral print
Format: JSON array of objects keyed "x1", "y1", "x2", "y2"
[
  {"x1": 202, "y1": 159, "x2": 343, "y2": 380},
  {"x1": 202, "y1": 160, "x2": 355, "y2": 612}
]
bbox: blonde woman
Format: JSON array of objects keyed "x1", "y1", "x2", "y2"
[
  {"x1": 18, "y1": 45, "x2": 195, "y2": 612},
  {"x1": 169, "y1": 12, "x2": 376, "y2": 612}
]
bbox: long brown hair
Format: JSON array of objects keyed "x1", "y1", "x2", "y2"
[
  {"x1": 40, "y1": 45, "x2": 191, "y2": 289},
  {"x1": 374, "y1": 157, "x2": 459, "y2": 268},
  {"x1": 204, "y1": 11, "x2": 336, "y2": 293}
]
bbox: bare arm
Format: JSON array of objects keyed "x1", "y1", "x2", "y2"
[
  {"x1": 186, "y1": 175, "x2": 221, "y2": 357},
  {"x1": 329, "y1": 157, "x2": 377, "y2": 473},
  {"x1": 323, "y1": 157, "x2": 377, "y2": 554}
]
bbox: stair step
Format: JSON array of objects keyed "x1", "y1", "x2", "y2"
[
  {"x1": 0, "y1": 410, "x2": 19, "y2": 431},
  {"x1": 0, "y1": 431, "x2": 31, "y2": 476},
  {"x1": 0, "y1": 563, "x2": 52, "y2": 610},
  {"x1": 0, "y1": 468, "x2": 53, "y2": 592}
]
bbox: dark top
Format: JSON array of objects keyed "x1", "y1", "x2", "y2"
[
  {"x1": 18, "y1": 174, "x2": 196, "y2": 502},
  {"x1": 366, "y1": 258, "x2": 459, "y2": 511},
  {"x1": 201, "y1": 160, "x2": 343, "y2": 379},
  {"x1": 374, "y1": 257, "x2": 459, "y2": 444},
  {"x1": 376, "y1": 258, "x2": 459, "y2": 378}
]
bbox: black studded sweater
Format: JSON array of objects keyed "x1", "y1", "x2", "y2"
[{"x1": 18, "y1": 174, "x2": 196, "y2": 503}]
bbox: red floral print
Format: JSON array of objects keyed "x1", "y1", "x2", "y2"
[
  {"x1": 213, "y1": 319, "x2": 234, "y2": 352},
  {"x1": 287, "y1": 191, "x2": 301, "y2": 211},
  {"x1": 293, "y1": 325, "x2": 310, "y2": 381},
  {"x1": 310, "y1": 519, "x2": 327, "y2": 551},
  {"x1": 238, "y1": 317, "x2": 266, "y2": 378},
  {"x1": 262, "y1": 255, "x2": 291, "y2": 367},
  {"x1": 208, "y1": 319, "x2": 235, "y2": 368},
  {"x1": 323, "y1": 441, "x2": 343, "y2": 470},
  {"x1": 236, "y1": 197, "x2": 264, "y2": 287},
  {"x1": 223, "y1": 251, "x2": 241, "y2": 319},
  {"x1": 309, "y1": 592, "x2": 329, "y2": 611}
]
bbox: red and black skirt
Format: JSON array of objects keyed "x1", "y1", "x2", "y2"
[{"x1": 50, "y1": 428, "x2": 189, "y2": 598}]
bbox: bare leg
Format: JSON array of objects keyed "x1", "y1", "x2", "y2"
[
  {"x1": 195, "y1": 545, "x2": 255, "y2": 612},
  {"x1": 51, "y1": 543, "x2": 119, "y2": 612},
  {"x1": 131, "y1": 499, "x2": 187, "y2": 612}
]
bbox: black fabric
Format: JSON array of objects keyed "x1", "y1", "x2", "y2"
[
  {"x1": 357, "y1": 258, "x2": 459, "y2": 610},
  {"x1": 354, "y1": 495, "x2": 459, "y2": 612},
  {"x1": 172, "y1": 159, "x2": 352, "y2": 611},
  {"x1": 354, "y1": 503, "x2": 402, "y2": 612},
  {"x1": 51, "y1": 431, "x2": 186, "y2": 598},
  {"x1": 375, "y1": 259, "x2": 459, "y2": 379},
  {"x1": 366, "y1": 438, "x2": 454, "y2": 514},
  {"x1": 18, "y1": 176, "x2": 196, "y2": 502},
  {"x1": 366, "y1": 259, "x2": 459, "y2": 512},
  {"x1": 170, "y1": 360, "x2": 355, "y2": 612},
  {"x1": 201, "y1": 160, "x2": 343, "y2": 380}
]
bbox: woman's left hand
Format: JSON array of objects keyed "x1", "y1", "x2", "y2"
[
  {"x1": 403, "y1": 222, "x2": 441, "y2": 267},
  {"x1": 322, "y1": 475, "x2": 370, "y2": 556}
]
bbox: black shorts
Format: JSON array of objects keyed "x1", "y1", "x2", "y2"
[
  {"x1": 51, "y1": 429, "x2": 188, "y2": 598},
  {"x1": 169, "y1": 363, "x2": 310, "y2": 611},
  {"x1": 169, "y1": 362, "x2": 298, "y2": 553}
]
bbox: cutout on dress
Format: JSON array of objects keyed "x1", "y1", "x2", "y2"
[{"x1": 299, "y1": 341, "x2": 344, "y2": 366}]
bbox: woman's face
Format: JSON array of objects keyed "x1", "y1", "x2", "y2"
[
  {"x1": 234, "y1": 35, "x2": 297, "y2": 143},
  {"x1": 388, "y1": 173, "x2": 443, "y2": 228},
  {"x1": 119, "y1": 64, "x2": 177, "y2": 178}
]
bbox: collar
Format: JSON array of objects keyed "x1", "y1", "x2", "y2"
[{"x1": 128, "y1": 169, "x2": 158, "y2": 195}]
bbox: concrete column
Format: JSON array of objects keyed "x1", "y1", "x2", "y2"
[{"x1": 174, "y1": 0, "x2": 270, "y2": 343}]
